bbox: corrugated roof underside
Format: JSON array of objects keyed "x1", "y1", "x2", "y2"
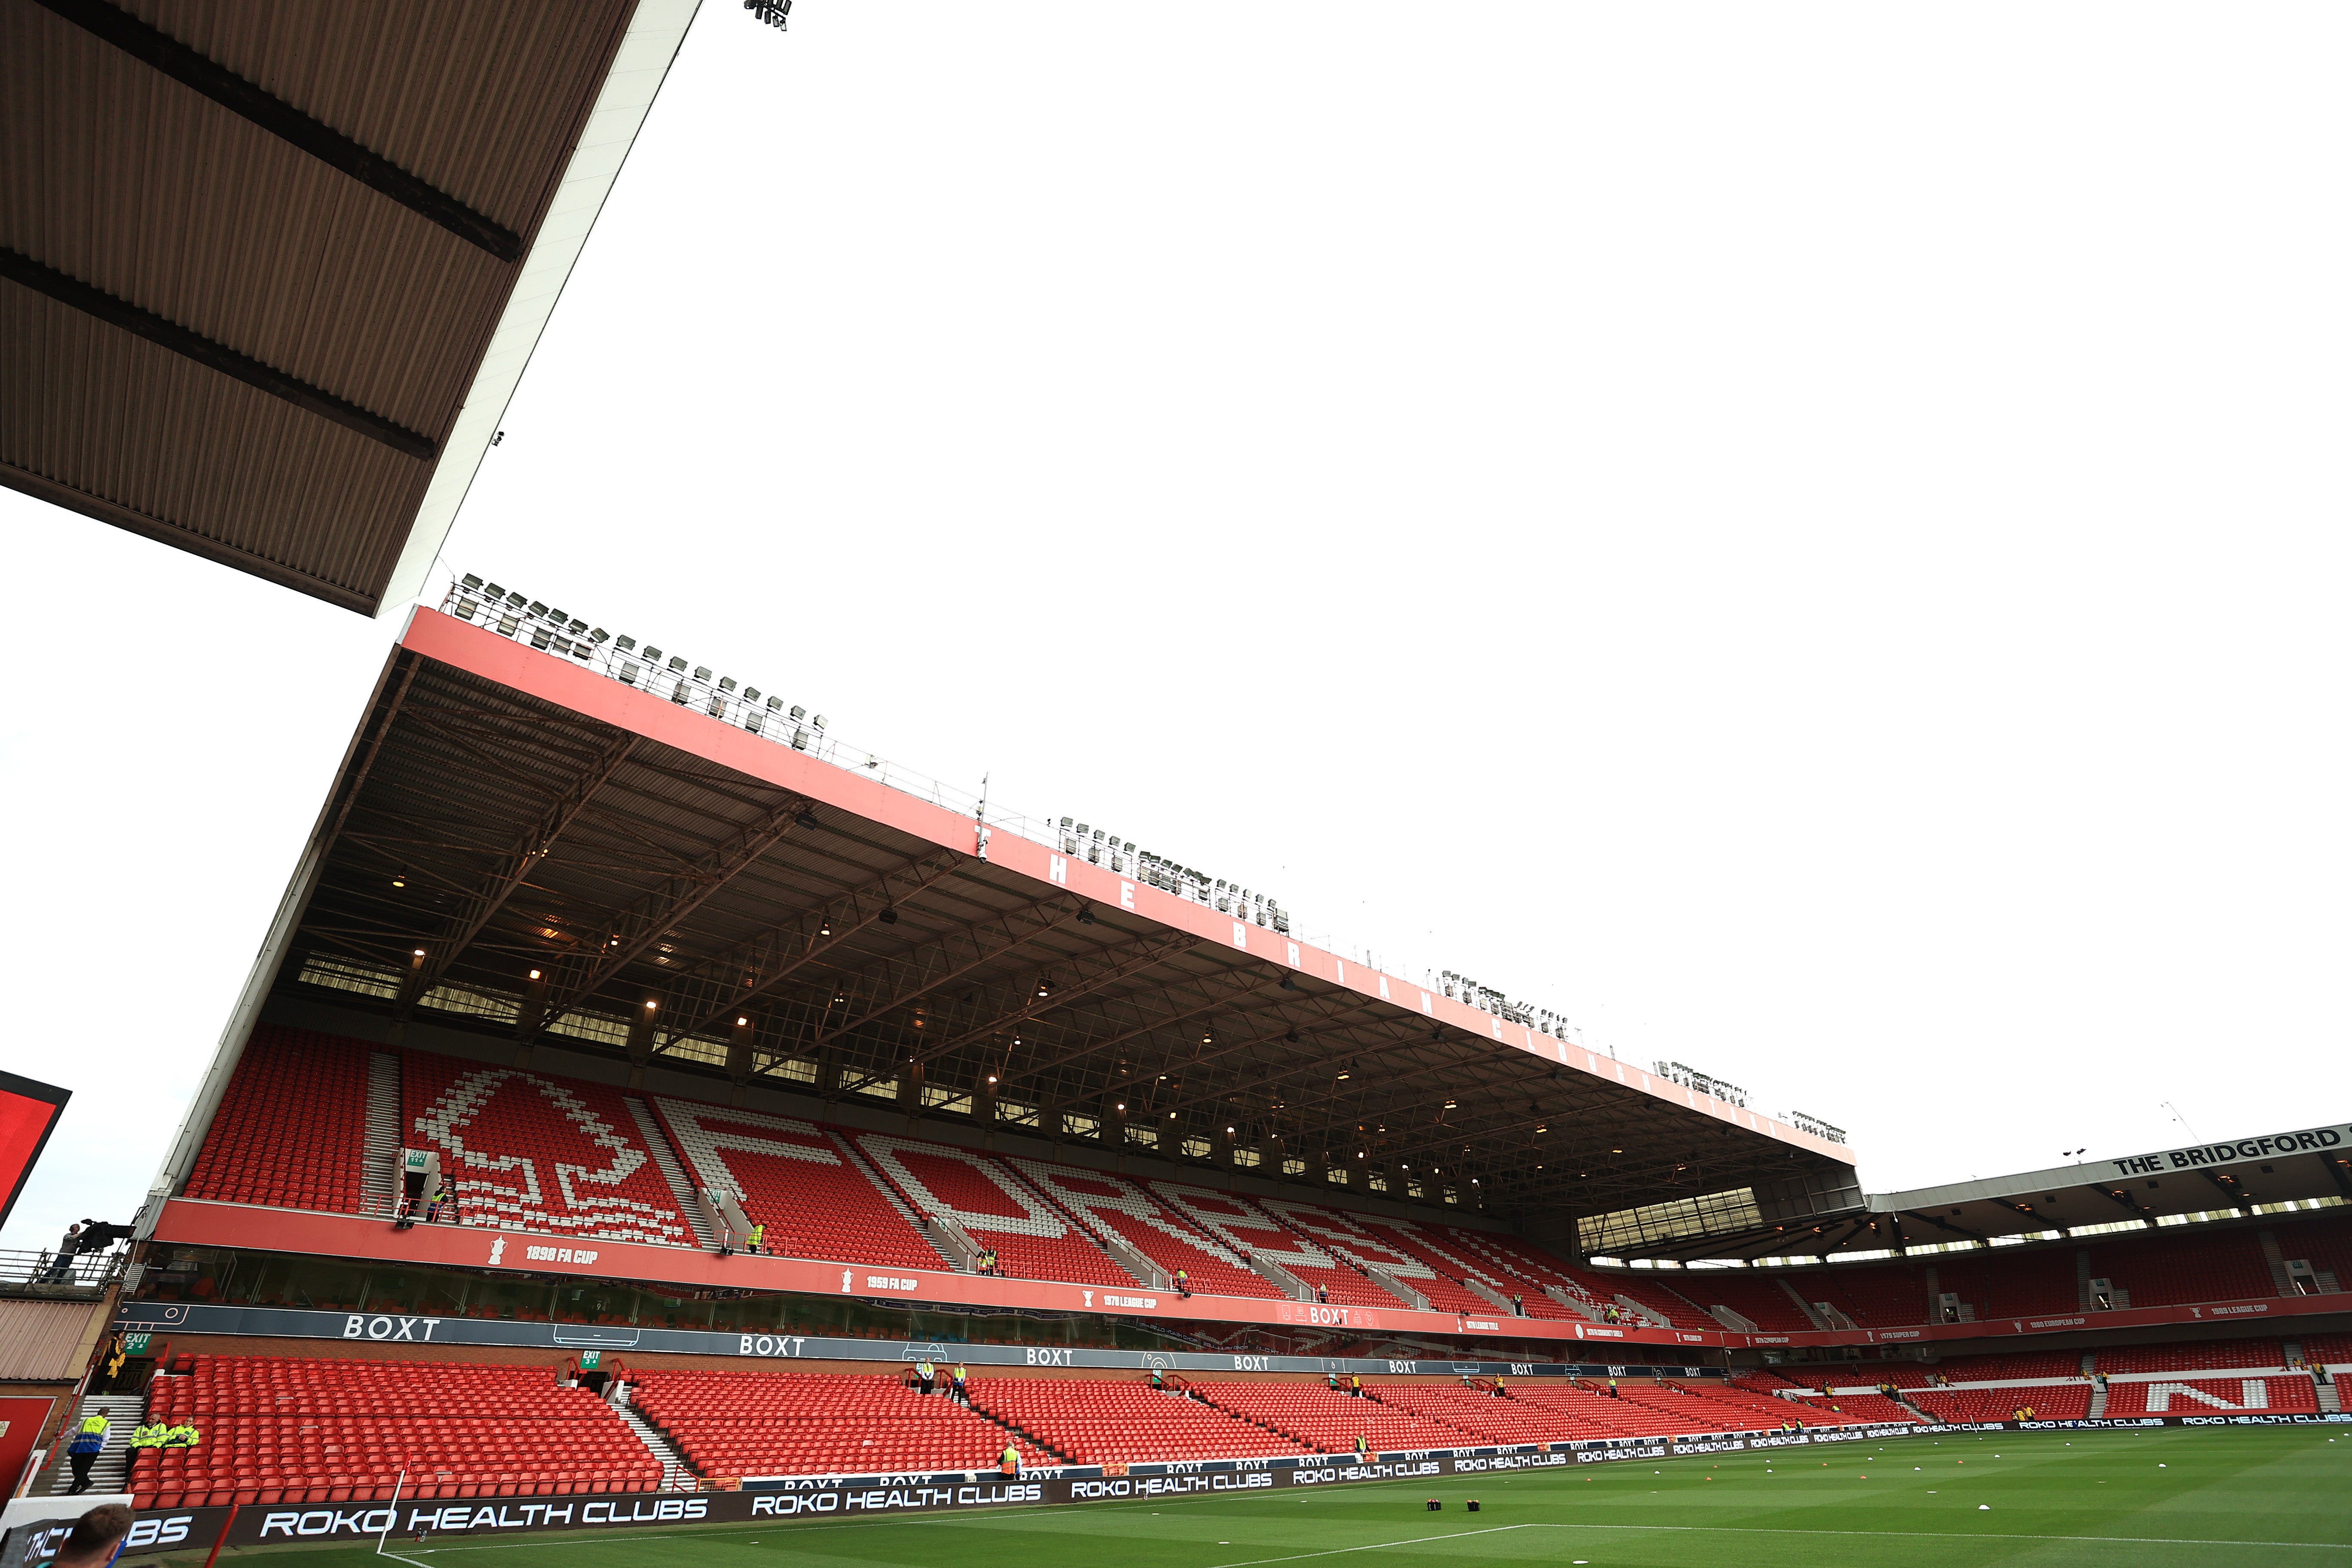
[{"x1": 0, "y1": 0, "x2": 637, "y2": 609}]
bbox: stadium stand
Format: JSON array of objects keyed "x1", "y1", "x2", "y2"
[
  {"x1": 972, "y1": 1380, "x2": 1311, "y2": 1465},
  {"x1": 649, "y1": 1098, "x2": 940, "y2": 1270},
  {"x1": 1434, "y1": 1228, "x2": 1612, "y2": 1317},
  {"x1": 1147, "y1": 1182, "x2": 1396, "y2": 1308},
  {"x1": 1812, "y1": 1264, "x2": 1933, "y2": 1328},
  {"x1": 1011, "y1": 1159, "x2": 1286, "y2": 1297},
  {"x1": 1374, "y1": 1385, "x2": 1574, "y2": 1446},
  {"x1": 133, "y1": 1356, "x2": 655, "y2": 1507},
  {"x1": 2093, "y1": 1338, "x2": 2282, "y2": 1373},
  {"x1": 2302, "y1": 1331, "x2": 2352, "y2": 1364},
  {"x1": 2271, "y1": 1215, "x2": 2352, "y2": 1292},
  {"x1": 2086, "y1": 1233, "x2": 2275, "y2": 1307},
  {"x1": 630, "y1": 1370, "x2": 1047, "y2": 1476},
  {"x1": 1667, "y1": 1272, "x2": 1815, "y2": 1332},
  {"x1": 1787, "y1": 1392, "x2": 1924, "y2": 1424},
  {"x1": 403, "y1": 1053, "x2": 691, "y2": 1245},
  {"x1": 181, "y1": 1026, "x2": 372, "y2": 1215},
  {"x1": 1915, "y1": 1350, "x2": 2085, "y2": 1383},
  {"x1": 853, "y1": 1134, "x2": 1133, "y2": 1286},
  {"x1": 1194, "y1": 1382, "x2": 1468, "y2": 1452},
  {"x1": 2102, "y1": 1375, "x2": 2315, "y2": 1417},
  {"x1": 1553, "y1": 1265, "x2": 1718, "y2": 1330},
  {"x1": 1909, "y1": 1385, "x2": 2092, "y2": 1423},
  {"x1": 1931, "y1": 1247, "x2": 2082, "y2": 1317}
]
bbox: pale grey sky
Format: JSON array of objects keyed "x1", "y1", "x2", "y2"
[{"x1": 6, "y1": 2, "x2": 2347, "y2": 1253}]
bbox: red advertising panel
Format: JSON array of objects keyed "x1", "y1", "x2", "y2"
[{"x1": 0, "y1": 1072, "x2": 70, "y2": 1230}]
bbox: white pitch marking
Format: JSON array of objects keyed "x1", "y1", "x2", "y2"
[{"x1": 1206, "y1": 1524, "x2": 1560, "y2": 1568}]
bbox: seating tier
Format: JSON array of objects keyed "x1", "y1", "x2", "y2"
[{"x1": 182, "y1": 1026, "x2": 371, "y2": 1215}]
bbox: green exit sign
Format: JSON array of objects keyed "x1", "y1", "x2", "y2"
[
  {"x1": 404, "y1": 1151, "x2": 431, "y2": 1170},
  {"x1": 124, "y1": 1333, "x2": 151, "y2": 1354},
  {"x1": 578, "y1": 1351, "x2": 601, "y2": 1370}
]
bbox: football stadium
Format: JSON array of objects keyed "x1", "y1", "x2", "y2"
[{"x1": 3, "y1": 5, "x2": 2349, "y2": 1568}]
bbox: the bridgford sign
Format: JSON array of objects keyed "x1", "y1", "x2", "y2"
[{"x1": 2104, "y1": 1124, "x2": 2347, "y2": 1178}]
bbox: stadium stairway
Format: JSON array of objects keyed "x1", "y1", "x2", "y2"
[
  {"x1": 626, "y1": 1098, "x2": 718, "y2": 1252},
  {"x1": 361, "y1": 1051, "x2": 402, "y2": 1216},
  {"x1": 612, "y1": 1387, "x2": 696, "y2": 1491},
  {"x1": 41, "y1": 1393, "x2": 144, "y2": 1495},
  {"x1": 829, "y1": 1132, "x2": 964, "y2": 1271}
]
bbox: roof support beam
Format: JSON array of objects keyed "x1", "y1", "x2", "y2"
[
  {"x1": 0, "y1": 247, "x2": 438, "y2": 460},
  {"x1": 32, "y1": 0, "x2": 525, "y2": 263},
  {"x1": 999, "y1": 969, "x2": 1271, "y2": 1089},
  {"x1": 398, "y1": 731, "x2": 640, "y2": 1011},
  {"x1": 662, "y1": 849, "x2": 966, "y2": 1047},
  {"x1": 908, "y1": 930, "x2": 1204, "y2": 1067},
  {"x1": 817, "y1": 894, "x2": 1084, "y2": 1075},
  {"x1": 524, "y1": 791, "x2": 814, "y2": 1038}
]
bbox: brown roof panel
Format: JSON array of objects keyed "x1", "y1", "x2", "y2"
[{"x1": 0, "y1": 0, "x2": 661, "y2": 612}]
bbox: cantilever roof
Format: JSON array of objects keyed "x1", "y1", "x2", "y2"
[
  {"x1": 236, "y1": 598, "x2": 1859, "y2": 1228},
  {"x1": 1, "y1": 0, "x2": 697, "y2": 612}
]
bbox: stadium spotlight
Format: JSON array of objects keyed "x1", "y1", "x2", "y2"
[
  {"x1": 795, "y1": 810, "x2": 821, "y2": 830},
  {"x1": 879, "y1": 908, "x2": 899, "y2": 925},
  {"x1": 528, "y1": 969, "x2": 541, "y2": 981},
  {"x1": 1279, "y1": 975, "x2": 1297, "y2": 991},
  {"x1": 1037, "y1": 977, "x2": 1052, "y2": 998},
  {"x1": 987, "y1": 1075, "x2": 998, "y2": 1084},
  {"x1": 1116, "y1": 1103, "x2": 1125, "y2": 1112},
  {"x1": 412, "y1": 948, "x2": 425, "y2": 958},
  {"x1": 1335, "y1": 1069, "x2": 1350, "y2": 1081},
  {"x1": 392, "y1": 869, "x2": 407, "y2": 888},
  {"x1": 818, "y1": 917, "x2": 832, "y2": 936},
  {"x1": 1077, "y1": 906, "x2": 1097, "y2": 925},
  {"x1": 645, "y1": 1000, "x2": 658, "y2": 1011},
  {"x1": 737, "y1": 1017, "x2": 748, "y2": 1027}
]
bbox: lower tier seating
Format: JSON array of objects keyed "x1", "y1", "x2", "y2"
[
  {"x1": 633, "y1": 1370, "x2": 1047, "y2": 1476},
  {"x1": 132, "y1": 1357, "x2": 652, "y2": 1507},
  {"x1": 2102, "y1": 1375, "x2": 2317, "y2": 1417},
  {"x1": 972, "y1": 1381, "x2": 1311, "y2": 1465},
  {"x1": 1908, "y1": 1386, "x2": 2092, "y2": 1422},
  {"x1": 1194, "y1": 1383, "x2": 1475, "y2": 1452},
  {"x1": 1789, "y1": 1393, "x2": 1924, "y2": 1424}
]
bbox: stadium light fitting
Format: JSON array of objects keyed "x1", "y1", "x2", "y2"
[
  {"x1": 987, "y1": 1075, "x2": 998, "y2": 1084},
  {"x1": 795, "y1": 810, "x2": 821, "y2": 830},
  {"x1": 879, "y1": 908, "x2": 899, "y2": 925},
  {"x1": 528, "y1": 969, "x2": 541, "y2": 981},
  {"x1": 1335, "y1": 1071, "x2": 1349, "y2": 1081},
  {"x1": 736, "y1": 1017, "x2": 748, "y2": 1027},
  {"x1": 644, "y1": 1000, "x2": 658, "y2": 1011},
  {"x1": 392, "y1": 869, "x2": 407, "y2": 888},
  {"x1": 818, "y1": 919, "x2": 832, "y2": 936}
]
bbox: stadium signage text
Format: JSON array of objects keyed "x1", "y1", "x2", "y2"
[{"x1": 2106, "y1": 1124, "x2": 2346, "y2": 1177}]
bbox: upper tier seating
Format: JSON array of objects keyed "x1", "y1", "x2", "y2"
[
  {"x1": 182, "y1": 1026, "x2": 371, "y2": 1215},
  {"x1": 632, "y1": 1370, "x2": 1046, "y2": 1476},
  {"x1": 1813, "y1": 1264, "x2": 1933, "y2": 1328},
  {"x1": 973, "y1": 1381, "x2": 1310, "y2": 1465},
  {"x1": 1248, "y1": 1202, "x2": 1528, "y2": 1317},
  {"x1": 2094, "y1": 1338, "x2": 2282, "y2": 1374},
  {"x1": 1145, "y1": 1182, "x2": 1396, "y2": 1308},
  {"x1": 1668, "y1": 1273, "x2": 1815, "y2": 1332},
  {"x1": 1010, "y1": 1160, "x2": 1285, "y2": 1298},
  {"x1": 852, "y1": 1135, "x2": 1133, "y2": 1286},
  {"x1": 1909, "y1": 1385, "x2": 2091, "y2": 1423},
  {"x1": 2087, "y1": 1233, "x2": 2274, "y2": 1307},
  {"x1": 649, "y1": 1098, "x2": 939, "y2": 1269},
  {"x1": 133, "y1": 1356, "x2": 654, "y2": 1508},
  {"x1": 2269, "y1": 1216, "x2": 2352, "y2": 1294},
  {"x1": 1552, "y1": 1265, "x2": 1718, "y2": 1331},
  {"x1": 2103, "y1": 1375, "x2": 2316, "y2": 1418},
  {"x1": 404, "y1": 1054, "x2": 689, "y2": 1246},
  {"x1": 1931, "y1": 1248, "x2": 2080, "y2": 1317},
  {"x1": 1194, "y1": 1383, "x2": 1469, "y2": 1452}
]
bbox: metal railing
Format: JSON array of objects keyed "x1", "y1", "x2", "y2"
[{"x1": 0, "y1": 1246, "x2": 127, "y2": 1293}]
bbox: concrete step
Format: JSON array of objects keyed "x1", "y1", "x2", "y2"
[
  {"x1": 44, "y1": 1394, "x2": 146, "y2": 1496},
  {"x1": 625, "y1": 1098, "x2": 717, "y2": 1251}
]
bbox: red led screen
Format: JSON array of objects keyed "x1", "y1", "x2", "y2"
[{"x1": 0, "y1": 1071, "x2": 69, "y2": 1231}]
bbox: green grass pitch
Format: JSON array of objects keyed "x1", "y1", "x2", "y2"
[{"x1": 165, "y1": 1427, "x2": 2352, "y2": 1568}]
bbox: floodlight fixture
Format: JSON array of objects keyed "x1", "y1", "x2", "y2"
[
  {"x1": 528, "y1": 969, "x2": 542, "y2": 981},
  {"x1": 412, "y1": 948, "x2": 426, "y2": 957},
  {"x1": 795, "y1": 810, "x2": 821, "y2": 830},
  {"x1": 392, "y1": 869, "x2": 407, "y2": 888},
  {"x1": 879, "y1": 908, "x2": 899, "y2": 925}
]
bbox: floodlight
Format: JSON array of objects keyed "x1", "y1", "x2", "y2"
[
  {"x1": 567, "y1": 619, "x2": 587, "y2": 634},
  {"x1": 743, "y1": 686, "x2": 759, "y2": 701},
  {"x1": 818, "y1": 917, "x2": 832, "y2": 936},
  {"x1": 590, "y1": 628, "x2": 609, "y2": 644},
  {"x1": 766, "y1": 695, "x2": 782, "y2": 710},
  {"x1": 720, "y1": 677, "x2": 737, "y2": 692},
  {"x1": 643, "y1": 646, "x2": 662, "y2": 662},
  {"x1": 392, "y1": 870, "x2": 407, "y2": 888},
  {"x1": 694, "y1": 665, "x2": 711, "y2": 680},
  {"x1": 668, "y1": 656, "x2": 687, "y2": 672},
  {"x1": 461, "y1": 573, "x2": 483, "y2": 590},
  {"x1": 505, "y1": 591, "x2": 525, "y2": 607},
  {"x1": 812, "y1": 715, "x2": 827, "y2": 729},
  {"x1": 879, "y1": 908, "x2": 899, "y2": 925},
  {"x1": 528, "y1": 969, "x2": 541, "y2": 981},
  {"x1": 790, "y1": 704, "x2": 807, "y2": 720},
  {"x1": 530, "y1": 600, "x2": 549, "y2": 616},
  {"x1": 796, "y1": 810, "x2": 821, "y2": 830},
  {"x1": 1076, "y1": 907, "x2": 1097, "y2": 926}
]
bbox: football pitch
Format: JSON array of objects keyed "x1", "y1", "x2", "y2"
[{"x1": 166, "y1": 1428, "x2": 2352, "y2": 1568}]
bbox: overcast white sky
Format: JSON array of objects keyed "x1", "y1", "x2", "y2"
[{"x1": 6, "y1": 3, "x2": 2348, "y2": 1255}]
